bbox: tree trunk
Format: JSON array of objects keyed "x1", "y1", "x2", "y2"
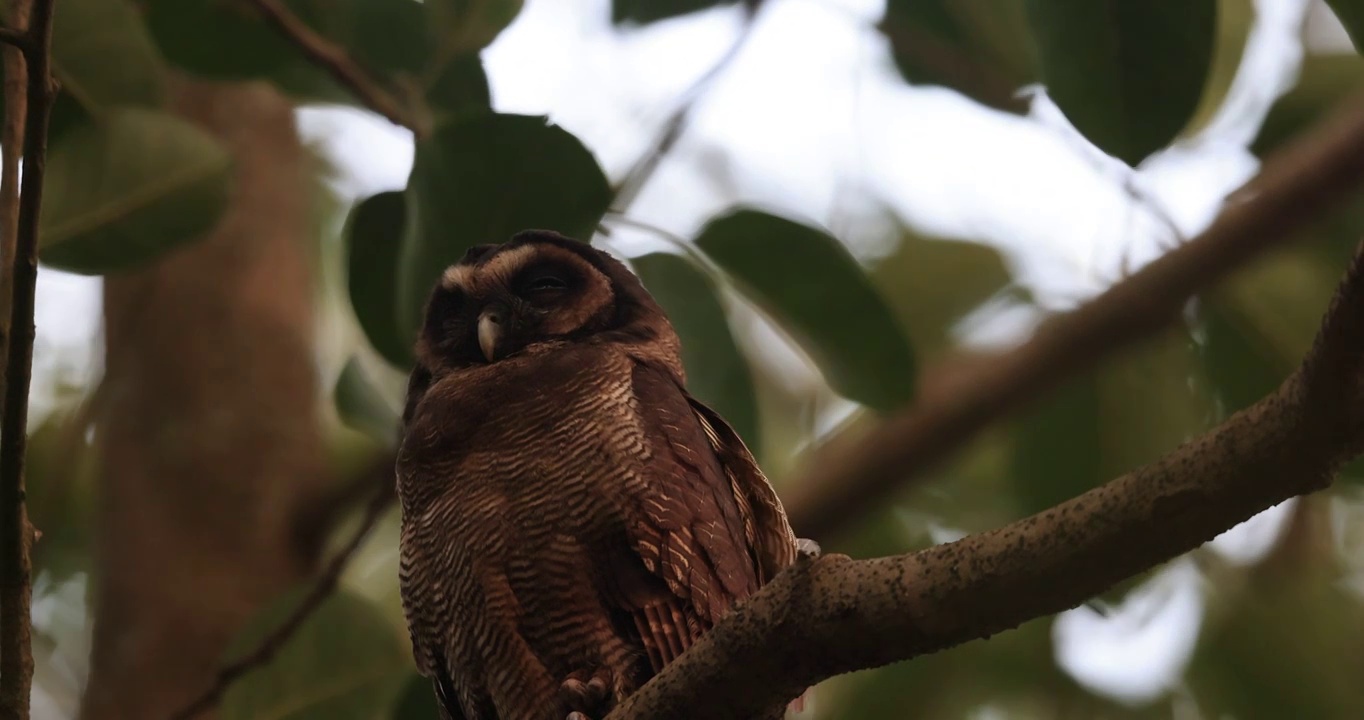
[{"x1": 79, "y1": 77, "x2": 327, "y2": 720}]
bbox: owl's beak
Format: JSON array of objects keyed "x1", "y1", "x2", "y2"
[{"x1": 477, "y1": 306, "x2": 504, "y2": 362}]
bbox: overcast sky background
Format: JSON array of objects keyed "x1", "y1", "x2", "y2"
[{"x1": 26, "y1": 0, "x2": 1363, "y2": 715}]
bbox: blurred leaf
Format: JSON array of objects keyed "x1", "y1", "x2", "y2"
[
  {"x1": 1013, "y1": 367, "x2": 1102, "y2": 515},
  {"x1": 397, "y1": 113, "x2": 611, "y2": 332},
  {"x1": 392, "y1": 673, "x2": 439, "y2": 719},
  {"x1": 1200, "y1": 248, "x2": 1337, "y2": 413},
  {"x1": 145, "y1": 0, "x2": 492, "y2": 121},
  {"x1": 1254, "y1": 52, "x2": 1364, "y2": 155},
  {"x1": 1184, "y1": 0, "x2": 1255, "y2": 136},
  {"x1": 631, "y1": 252, "x2": 762, "y2": 458},
  {"x1": 1198, "y1": 245, "x2": 1364, "y2": 482},
  {"x1": 1326, "y1": 0, "x2": 1364, "y2": 54},
  {"x1": 826, "y1": 616, "x2": 1058, "y2": 719},
  {"x1": 335, "y1": 357, "x2": 401, "y2": 448},
  {"x1": 51, "y1": 0, "x2": 166, "y2": 113},
  {"x1": 346, "y1": 191, "x2": 413, "y2": 368},
  {"x1": 880, "y1": 0, "x2": 1036, "y2": 112},
  {"x1": 1024, "y1": 0, "x2": 1217, "y2": 165},
  {"x1": 425, "y1": 0, "x2": 524, "y2": 57},
  {"x1": 613, "y1": 0, "x2": 730, "y2": 24},
  {"x1": 1013, "y1": 330, "x2": 1210, "y2": 515},
  {"x1": 871, "y1": 228, "x2": 1012, "y2": 358},
  {"x1": 221, "y1": 588, "x2": 410, "y2": 720},
  {"x1": 2, "y1": 0, "x2": 160, "y2": 145},
  {"x1": 1190, "y1": 572, "x2": 1364, "y2": 718},
  {"x1": 694, "y1": 209, "x2": 916, "y2": 411},
  {"x1": 26, "y1": 409, "x2": 96, "y2": 581},
  {"x1": 145, "y1": 0, "x2": 304, "y2": 79},
  {"x1": 38, "y1": 108, "x2": 232, "y2": 274},
  {"x1": 423, "y1": 54, "x2": 493, "y2": 121}
]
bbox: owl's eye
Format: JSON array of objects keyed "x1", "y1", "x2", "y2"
[{"x1": 519, "y1": 269, "x2": 570, "y2": 296}]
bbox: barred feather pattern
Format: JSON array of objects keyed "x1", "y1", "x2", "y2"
[{"x1": 398, "y1": 341, "x2": 798, "y2": 720}]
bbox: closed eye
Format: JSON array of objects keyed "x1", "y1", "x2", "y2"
[{"x1": 527, "y1": 275, "x2": 569, "y2": 292}]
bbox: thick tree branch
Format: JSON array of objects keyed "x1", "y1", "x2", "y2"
[
  {"x1": 607, "y1": 226, "x2": 1364, "y2": 719},
  {"x1": 786, "y1": 88, "x2": 1364, "y2": 539},
  {"x1": 244, "y1": 0, "x2": 419, "y2": 135},
  {"x1": 0, "y1": 0, "x2": 56, "y2": 717}
]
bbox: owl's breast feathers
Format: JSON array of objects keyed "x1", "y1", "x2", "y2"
[{"x1": 397, "y1": 341, "x2": 797, "y2": 719}]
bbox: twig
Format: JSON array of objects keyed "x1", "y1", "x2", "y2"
[
  {"x1": 243, "y1": 0, "x2": 420, "y2": 135},
  {"x1": 609, "y1": 1, "x2": 764, "y2": 212},
  {"x1": 0, "y1": 28, "x2": 30, "y2": 53},
  {"x1": 0, "y1": 0, "x2": 57, "y2": 717},
  {"x1": 169, "y1": 475, "x2": 397, "y2": 720},
  {"x1": 785, "y1": 87, "x2": 1364, "y2": 540},
  {"x1": 606, "y1": 228, "x2": 1364, "y2": 719}
]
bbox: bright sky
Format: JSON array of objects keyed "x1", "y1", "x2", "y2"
[{"x1": 27, "y1": 0, "x2": 1360, "y2": 715}]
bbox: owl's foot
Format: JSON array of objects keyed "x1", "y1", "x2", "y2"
[
  {"x1": 796, "y1": 537, "x2": 822, "y2": 561},
  {"x1": 560, "y1": 667, "x2": 612, "y2": 720}
]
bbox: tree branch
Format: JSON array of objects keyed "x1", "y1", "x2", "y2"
[
  {"x1": 168, "y1": 465, "x2": 396, "y2": 720},
  {"x1": 0, "y1": 28, "x2": 30, "y2": 53},
  {"x1": 786, "y1": 88, "x2": 1364, "y2": 539},
  {"x1": 606, "y1": 224, "x2": 1364, "y2": 718},
  {"x1": 0, "y1": 0, "x2": 57, "y2": 716},
  {"x1": 243, "y1": 0, "x2": 419, "y2": 135}
]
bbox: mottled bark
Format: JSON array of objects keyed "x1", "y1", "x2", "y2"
[{"x1": 79, "y1": 77, "x2": 327, "y2": 720}]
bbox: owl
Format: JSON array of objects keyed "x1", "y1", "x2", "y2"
[{"x1": 396, "y1": 230, "x2": 807, "y2": 720}]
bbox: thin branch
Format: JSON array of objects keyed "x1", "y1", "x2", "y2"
[
  {"x1": 169, "y1": 469, "x2": 397, "y2": 720},
  {"x1": 609, "y1": 0, "x2": 764, "y2": 212},
  {"x1": 0, "y1": 28, "x2": 30, "y2": 53},
  {"x1": 605, "y1": 228, "x2": 1364, "y2": 719},
  {"x1": 243, "y1": 0, "x2": 420, "y2": 135},
  {"x1": 785, "y1": 87, "x2": 1364, "y2": 540},
  {"x1": 0, "y1": 0, "x2": 57, "y2": 717}
]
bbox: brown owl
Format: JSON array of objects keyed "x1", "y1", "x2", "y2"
[{"x1": 397, "y1": 230, "x2": 807, "y2": 720}]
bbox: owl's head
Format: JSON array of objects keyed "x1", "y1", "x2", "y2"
[{"x1": 410, "y1": 230, "x2": 681, "y2": 384}]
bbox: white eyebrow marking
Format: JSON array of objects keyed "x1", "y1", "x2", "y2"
[
  {"x1": 441, "y1": 265, "x2": 475, "y2": 291},
  {"x1": 481, "y1": 245, "x2": 537, "y2": 282}
]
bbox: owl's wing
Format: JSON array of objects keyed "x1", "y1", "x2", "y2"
[
  {"x1": 684, "y1": 396, "x2": 799, "y2": 585},
  {"x1": 612, "y1": 360, "x2": 796, "y2": 672}
]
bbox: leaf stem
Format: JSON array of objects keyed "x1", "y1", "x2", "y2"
[{"x1": 243, "y1": 0, "x2": 422, "y2": 137}]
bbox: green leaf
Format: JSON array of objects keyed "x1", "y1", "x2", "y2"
[
  {"x1": 424, "y1": 54, "x2": 492, "y2": 121},
  {"x1": 1190, "y1": 570, "x2": 1364, "y2": 719},
  {"x1": 631, "y1": 252, "x2": 762, "y2": 458},
  {"x1": 1013, "y1": 329, "x2": 1210, "y2": 515},
  {"x1": 425, "y1": 0, "x2": 524, "y2": 56},
  {"x1": 221, "y1": 588, "x2": 411, "y2": 720},
  {"x1": 52, "y1": 0, "x2": 167, "y2": 113},
  {"x1": 1024, "y1": 0, "x2": 1217, "y2": 165},
  {"x1": 1326, "y1": 0, "x2": 1364, "y2": 55},
  {"x1": 145, "y1": 0, "x2": 303, "y2": 79},
  {"x1": 335, "y1": 357, "x2": 401, "y2": 448},
  {"x1": 392, "y1": 673, "x2": 439, "y2": 719},
  {"x1": 694, "y1": 209, "x2": 916, "y2": 411},
  {"x1": 397, "y1": 113, "x2": 611, "y2": 332},
  {"x1": 1, "y1": 0, "x2": 163, "y2": 143},
  {"x1": 38, "y1": 108, "x2": 232, "y2": 274},
  {"x1": 1253, "y1": 52, "x2": 1364, "y2": 157},
  {"x1": 346, "y1": 192, "x2": 413, "y2": 368},
  {"x1": 871, "y1": 227, "x2": 1013, "y2": 359},
  {"x1": 880, "y1": 0, "x2": 1036, "y2": 112},
  {"x1": 612, "y1": 0, "x2": 731, "y2": 24}
]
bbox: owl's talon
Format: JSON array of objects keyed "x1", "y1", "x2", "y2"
[{"x1": 561, "y1": 667, "x2": 612, "y2": 718}]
